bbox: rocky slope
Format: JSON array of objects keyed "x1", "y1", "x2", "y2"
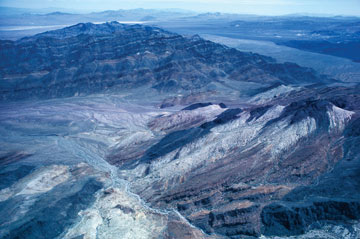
[
  {"x1": 109, "y1": 86, "x2": 360, "y2": 237},
  {"x1": 0, "y1": 21, "x2": 328, "y2": 101}
]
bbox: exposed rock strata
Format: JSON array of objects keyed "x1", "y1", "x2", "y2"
[{"x1": 0, "y1": 22, "x2": 328, "y2": 101}]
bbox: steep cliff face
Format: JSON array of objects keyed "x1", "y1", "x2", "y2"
[{"x1": 0, "y1": 22, "x2": 328, "y2": 100}]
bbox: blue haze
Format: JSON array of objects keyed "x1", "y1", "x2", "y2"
[{"x1": 0, "y1": 0, "x2": 359, "y2": 16}]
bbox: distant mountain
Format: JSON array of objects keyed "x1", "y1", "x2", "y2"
[
  {"x1": 281, "y1": 39, "x2": 360, "y2": 63},
  {"x1": 0, "y1": 22, "x2": 329, "y2": 100},
  {"x1": 156, "y1": 14, "x2": 360, "y2": 63},
  {"x1": 0, "y1": 6, "x2": 85, "y2": 15},
  {"x1": 0, "y1": 8, "x2": 195, "y2": 27},
  {"x1": 45, "y1": 11, "x2": 75, "y2": 16}
]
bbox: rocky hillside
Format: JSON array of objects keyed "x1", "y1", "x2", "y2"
[
  {"x1": 107, "y1": 84, "x2": 360, "y2": 238},
  {"x1": 0, "y1": 21, "x2": 328, "y2": 100}
]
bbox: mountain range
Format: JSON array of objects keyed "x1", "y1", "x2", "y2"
[
  {"x1": 0, "y1": 21, "x2": 329, "y2": 101},
  {"x1": 0, "y1": 22, "x2": 359, "y2": 239}
]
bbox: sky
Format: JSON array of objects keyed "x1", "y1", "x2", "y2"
[{"x1": 0, "y1": 0, "x2": 359, "y2": 16}]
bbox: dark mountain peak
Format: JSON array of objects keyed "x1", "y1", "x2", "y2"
[
  {"x1": 189, "y1": 34, "x2": 202, "y2": 41},
  {"x1": 17, "y1": 22, "x2": 115, "y2": 41},
  {"x1": 182, "y1": 102, "x2": 213, "y2": 111},
  {"x1": 45, "y1": 11, "x2": 74, "y2": 16},
  {"x1": 181, "y1": 102, "x2": 227, "y2": 111},
  {"x1": 0, "y1": 23, "x2": 330, "y2": 101},
  {"x1": 18, "y1": 22, "x2": 174, "y2": 43}
]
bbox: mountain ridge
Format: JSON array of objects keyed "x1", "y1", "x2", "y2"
[{"x1": 0, "y1": 22, "x2": 330, "y2": 101}]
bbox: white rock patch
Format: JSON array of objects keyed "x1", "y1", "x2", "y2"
[
  {"x1": 327, "y1": 105, "x2": 354, "y2": 132},
  {"x1": 0, "y1": 165, "x2": 70, "y2": 202},
  {"x1": 64, "y1": 187, "x2": 168, "y2": 239}
]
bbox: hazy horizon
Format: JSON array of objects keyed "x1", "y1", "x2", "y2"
[{"x1": 1, "y1": 0, "x2": 360, "y2": 16}]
